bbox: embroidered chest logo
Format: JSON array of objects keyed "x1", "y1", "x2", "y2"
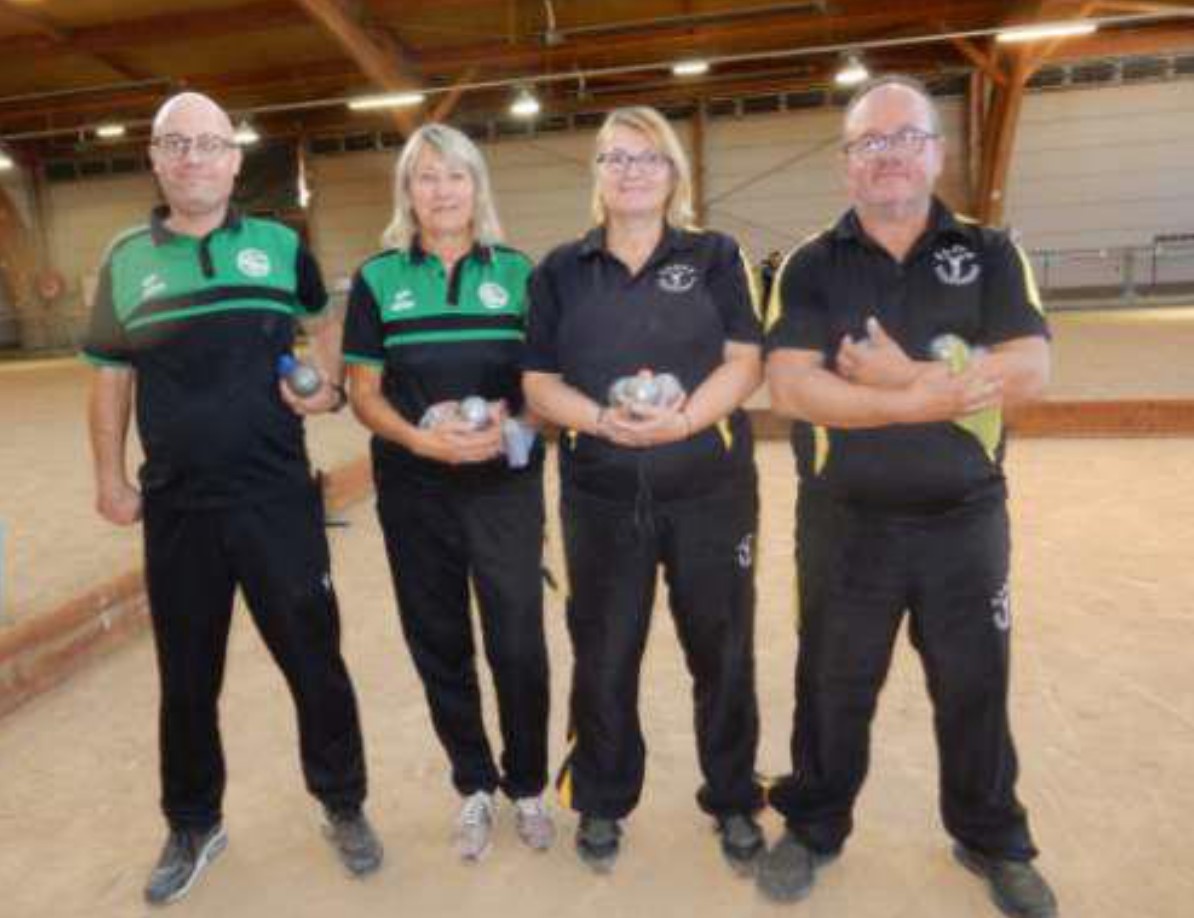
[
  {"x1": 236, "y1": 248, "x2": 271, "y2": 278},
  {"x1": 387, "y1": 289, "x2": 415, "y2": 314},
  {"x1": 140, "y1": 273, "x2": 167, "y2": 301},
  {"x1": 933, "y1": 245, "x2": 980, "y2": 286},
  {"x1": 657, "y1": 263, "x2": 698, "y2": 294},
  {"x1": 478, "y1": 281, "x2": 510, "y2": 310}
]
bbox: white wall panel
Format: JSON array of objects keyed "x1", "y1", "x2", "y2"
[{"x1": 1006, "y1": 81, "x2": 1194, "y2": 251}]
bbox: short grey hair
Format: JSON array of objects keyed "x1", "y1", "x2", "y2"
[
  {"x1": 382, "y1": 123, "x2": 504, "y2": 249},
  {"x1": 843, "y1": 74, "x2": 942, "y2": 137}
]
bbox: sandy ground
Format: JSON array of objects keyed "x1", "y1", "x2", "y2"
[{"x1": 1, "y1": 437, "x2": 1193, "y2": 918}]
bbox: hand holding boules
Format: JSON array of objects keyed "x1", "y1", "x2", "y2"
[
  {"x1": 414, "y1": 397, "x2": 506, "y2": 465},
  {"x1": 602, "y1": 370, "x2": 690, "y2": 447}
]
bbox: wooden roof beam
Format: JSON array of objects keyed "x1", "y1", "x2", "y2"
[
  {"x1": 290, "y1": 0, "x2": 422, "y2": 134},
  {"x1": 0, "y1": 0, "x2": 150, "y2": 82}
]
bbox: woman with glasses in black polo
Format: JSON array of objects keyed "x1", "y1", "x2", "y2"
[{"x1": 524, "y1": 106, "x2": 766, "y2": 874}]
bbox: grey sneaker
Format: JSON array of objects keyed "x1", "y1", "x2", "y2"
[
  {"x1": 715, "y1": 813, "x2": 765, "y2": 875},
  {"x1": 323, "y1": 808, "x2": 383, "y2": 876},
  {"x1": 514, "y1": 796, "x2": 556, "y2": 851},
  {"x1": 954, "y1": 845, "x2": 1059, "y2": 918},
  {"x1": 755, "y1": 830, "x2": 835, "y2": 902},
  {"x1": 143, "y1": 824, "x2": 227, "y2": 906},
  {"x1": 575, "y1": 815, "x2": 620, "y2": 874},
  {"x1": 454, "y1": 791, "x2": 496, "y2": 862}
]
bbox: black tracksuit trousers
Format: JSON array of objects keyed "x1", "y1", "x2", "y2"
[
  {"x1": 143, "y1": 485, "x2": 367, "y2": 832},
  {"x1": 375, "y1": 469, "x2": 549, "y2": 800},
  {"x1": 768, "y1": 487, "x2": 1038, "y2": 861},
  {"x1": 556, "y1": 478, "x2": 763, "y2": 820}
]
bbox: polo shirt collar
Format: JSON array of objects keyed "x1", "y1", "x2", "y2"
[
  {"x1": 833, "y1": 197, "x2": 971, "y2": 251},
  {"x1": 578, "y1": 223, "x2": 698, "y2": 261},
  {"x1": 409, "y1": 235, "x2": 493, "y2": 265},
  {"x1": 149, "y1": 204, "x2": 242, "y2": 246}
]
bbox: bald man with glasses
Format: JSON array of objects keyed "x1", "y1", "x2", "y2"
[
  {"x1": 758, "y1": 76, "x2": 1056, "y2": 918},
  {"x1": 83, "y1": 92, "x2": 381, "y2": 905}
]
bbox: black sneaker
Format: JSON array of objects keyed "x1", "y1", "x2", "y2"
[
  {"x1": 954, "y1": 844, "x2": 1058, "y2": 918},
  {"x1": 715, "y1": 813, "x2": 765, "y2": 875},
  {"x1": 143, "y1": 824, "x2": 227, "y2": 906},
  {"x1": 755, "y1": 830, "x2": 835, "y2": 902},
  {"x1": 323, "y1": 808, "x2": 384, "y2": 877},
  {"x1": 575, "y1": 815, "x2": 621, "y2": 874}
]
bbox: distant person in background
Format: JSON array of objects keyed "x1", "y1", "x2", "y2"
[
  {"x1": 760, "y1": 249, "x2": 783, "y2": 303},
  {"x1": 759, "y1": 74, "x2": 1055, "y2": 918},
  {"x1": 342, "y1": 123, "x2": 553, "y2": 863},
  {"x1": 83, "y1": 92, "x2": 380, "y2": 906}
]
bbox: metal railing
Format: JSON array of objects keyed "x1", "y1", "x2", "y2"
[{"x1": 1029, "y1": 240, "x2": 1194, "y2": 308}]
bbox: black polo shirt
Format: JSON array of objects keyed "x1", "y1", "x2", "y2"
[
  {"x1": 82, "y1": 206, "x2": 327, "y2": 509},
  {"x1": 342, "y1": 240, "x2": 541, "y2": 486},
  {"x1": 766, "y1": 197, "x2": 1049, "y2": 509},
  {"x1": 525, "y1": 225, "x2": 762, "y2": 502}
]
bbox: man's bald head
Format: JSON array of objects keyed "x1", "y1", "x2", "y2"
[
  {"x1": 152, "y1": 92, "x2": 233, "y2": 139},
  {"x1": 844, "y1": 75, "x2": 942, "y2": 141}
]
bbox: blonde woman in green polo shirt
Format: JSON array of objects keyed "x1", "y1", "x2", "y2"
[{"x1": 342, "y1": 123, "x2": 552, "y2": 862}]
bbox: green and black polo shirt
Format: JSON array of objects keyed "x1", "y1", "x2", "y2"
[
  {"x1": 342, "y1": 240, "x2": 539, "y2": 484},
  {"x1": 82, "y1": 206, "x2": 327, "y2": 508},
  {"x1": 765, "y1": 197, "x2": 1050, "y2": 510},
  {"x1": 524, "y1": 225, "x2": 763, "y2": 502}
]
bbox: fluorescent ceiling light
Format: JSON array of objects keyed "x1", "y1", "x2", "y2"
[
  {"x1": 347, "y1": 92, "x2": 426, "y2": 111},
  {"x1": 95, "y1": 123, "x2": 126, "y2": 139},
  {"x1": 996, "y1": 21, "x2": 1098, "y2": 44},
  {"x1": 834, "y1": 54, "x2": 869, "y2": 88},
  {"x1": 0, "y1": 151, "x2": 13, "y2": 171},
  {"x1": 233, "y1": 121, "x2": 261, "y2": 145},
  {"x1": 672, "y1": 60, "x2": 710, "y2": 77},
  {"x1": 510, "y1": 87, "x2": 541, "y2": 118}
]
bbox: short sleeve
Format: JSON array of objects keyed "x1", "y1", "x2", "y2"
[
  {"x1": 980, "y1": 234, "x2": 1050, "y2": 345},
  {"x1": 80, "y1": 261, "x2": 133, "y2": 367},
  {"x1": 341, "y1": 270, "x2": 385, "y2": 366},
  {"x1": 707, "y1": 235, "x2": 763, "y2": 345},
  {"x1": 523, "y1": 258, "x2": 563, "y2": 373},
  {"x1": 763, "y1": 242, "x2": 830, "y2": 355},
  {"x1": 295, "y1": 244, "x2": 329, "y2": 317}
]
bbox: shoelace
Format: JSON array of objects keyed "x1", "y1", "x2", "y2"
[{"x1": 459, "y1": 795, "x2": 492, "y2": 828}]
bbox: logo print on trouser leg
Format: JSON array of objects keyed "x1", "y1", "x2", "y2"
[
  {"x1": 735, "y1": 533, "x2": 754, "y2": 570},
  {"x1": 990, "y1": 582, "x2": 1011, "y2": 631}
]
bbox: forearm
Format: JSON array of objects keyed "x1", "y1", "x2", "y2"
[
  {"x1": 524, "y1": 372, "x2": 603, "y2": 435},
  {"x1": 977, "y1": 339, "x2": 1050, "y2": 407},
  {"x1": 348, "y1": 385, "x2": 420, "y2": 450},
  {"x1": 683, "y1": 353, "x2": 762, "y2": 433},
  {"x1": 779, "y1": 367, "x2": 914, "y2": 428},
  {"x1": 303, "y1": 312, "x2": 345, "y2": 385},
  {"x1": 88, "y1": 369, "x2": 134, "y2": 487}
]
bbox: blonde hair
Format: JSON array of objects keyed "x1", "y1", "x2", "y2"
[
  {"x1": 381, "y1": 123, "x2": 504, "y2": 249},
  {"x1": 590, "y1": 106, "x2": 695, "y2": 228}
]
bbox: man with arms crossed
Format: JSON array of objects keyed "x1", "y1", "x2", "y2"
[{"x1": 759, "y1": 75, "x2": 1057, "y2": 918}]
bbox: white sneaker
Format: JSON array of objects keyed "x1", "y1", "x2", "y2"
[
  {"x1": 513, "y1": 796, "x2": 556, "y2": 851},
  {"x1": 454, "y1": 791, "x2": 496, "y2": 862}
]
